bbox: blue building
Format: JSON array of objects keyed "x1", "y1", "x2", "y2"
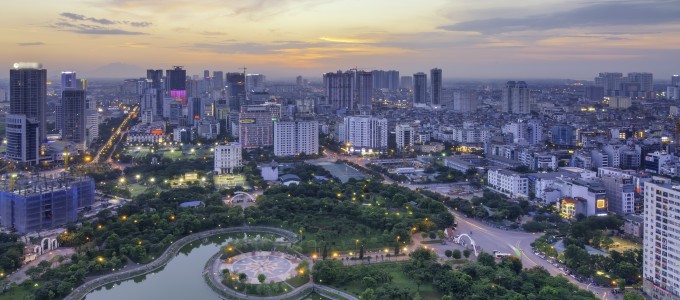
[
  {"x1": 551, "y1": 125, "x2": 575, "y2": 146},
  {"x1": 0, "y1": 176, "x2": 94, "y2": 234}
]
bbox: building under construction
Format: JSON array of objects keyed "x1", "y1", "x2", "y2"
[{"x1": 0, "y1": 174, "x2": 94, "y2": 234}]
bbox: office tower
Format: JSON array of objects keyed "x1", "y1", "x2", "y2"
[
  {"x1": 502, "y1": 81, "x2": 530, "y2": 114},
  {"x1": 187, "y1": 97, "x2": 203, "y2": 125},
  {"x1": 9, "y1": 62, "x2": 46, "y2": 142},
  {"x1": 323, "y1": 71, "x2": 354, "y2": 111},
  {"x1": 212, "y1": 71, "x2": 224, "y2": 91},
  {"x1": 395, "y1": 123, "x2": 415, "y2": 150},
  {"x1": 141, "y1": 89, "x2": 157, "y2": 124},
  {"x1": 356, "y1": 71, "x2": 373, "y2": 112},
  {"x1": 452, "y1": 90, "x2": 479, "y2": 113},
  {"x1": 550, "y1": 124, "x2": 575, "y2": 146},
  {"x1": 386, "y1": 70, "x2": 400, "y2": 91},
  {"x1": 146, "y1": 69, "x2": 164, "y2": 116},
  {"x1": 584, "y1": 86, "x2": 605, "y2": 101},
  {"x1": 413, "y1": 72, "x2": 427, "y2": 104},
  {"x1": 166, "y1": 66, "x2": 187, "y2": 105},
  {"x1": 0, "y1": 176, "x2": 94, "y2": 234},
  {"x1": 627, "y1": 72, "x2": 653, "y2": 97},
  {"x1": 643, "y1": 180, "x2": 680, "y2": 299},
  {"x1": 246, "y1": 74, "x2": 266, "y2": 92},
  {"x1": 273, "y1": 120, "x2": 319, "y2": 157},
  {"x1": 400, "y1": 76, "x2": 413, "y2": 89},
  {"x1": 226, "y1": 72, "x2": 246, "y2": 111},
  {"x1": 672, "y1": 75, "x2": 680, "y2": 86},
  {"x1": 238, "y1": 104, "x2": 280, "y2": 148},
  {"x1": 600, "y1": 175, "x2": 634, "y2": 215},
  {"x1": 595, "y1": 72, "x2": 625, "y2": 96},
  {"x1": 430, "y1": 68, "x2": 442, "y2": 107},
  {"x1": 214, "y1": 142, "x2": 242, "y2": 174},
  {"x1": 85, "y1": 98, "x2": 99, "y2": 147},
  {"x1": 61, "y1": 89, "x2": 86, "y2": 148},
  {"x1": 342, "y1": 115, "x2": 388, "y2": 149},
  {"x1": 5, "y1": 115, "x2": 40, "y2": 164},
  {"x1": 61, "y1": 71, "x2": 77, "y2": 90}
]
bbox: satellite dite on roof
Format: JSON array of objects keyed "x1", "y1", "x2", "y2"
[{"x1": 13, "y1": 62, "x2": 42, "y2": 69}]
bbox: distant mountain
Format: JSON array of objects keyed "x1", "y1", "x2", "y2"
[{"x1": 87, "y1": 62, "x2": 144, "y2": 78}]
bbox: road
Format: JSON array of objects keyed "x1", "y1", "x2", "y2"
[{"x1": 91, "y1": 106, "x2": 137, "y2": 165}]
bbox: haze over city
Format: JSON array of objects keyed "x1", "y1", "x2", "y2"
[{"x1": 2, "y1": 0, "x2": 680, "y2": 79}]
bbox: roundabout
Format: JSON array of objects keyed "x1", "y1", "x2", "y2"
[{"x1": 222, "y1": 251, "x2": 300, "y2": 284}]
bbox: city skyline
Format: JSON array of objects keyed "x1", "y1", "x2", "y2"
[{"x1": 2, "y1": 0, "x2": 679, "y2": 79}]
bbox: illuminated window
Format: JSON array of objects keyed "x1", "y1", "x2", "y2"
[{"x1": 597, "y1": 199, "x2": 606, "y2": 209}]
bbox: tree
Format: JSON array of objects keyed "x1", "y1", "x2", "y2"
[
  {"x1": 445, "y1": 250, "x2": 453, "y2": 258},
  {"x1": 477, "y1": 252, "x2": 496, "y2": 267},
  {"x1": 452, "y1": 249, "x2": 462, "y2": 259},
  {"x1": 463, "y1": 249, "x2": 472, "y2": 258},
  {"x1": 239, "y1": 273, "x2": 248, "y2": 283},
  {"x1": 322, "y1": 244, "x2": 328, "y2": 260},
  {"x1": 394, "y1": 244, "x2": 400, "y2": 255},
  {"x1": 258, "y1": 273, "x2": 266, "y2": 284},
  {"x1": 429, "y1": 231, "x2": 437, "y2": 240},
  {"x1": 623, "y1": 291, "x2": 645, "y2": 300},
  {"x1": 361, "y1": 288, "x2": 376, "y2": 300},
  {"x1": 359, "y1": 245, "x2": 365, "y2": 260}
]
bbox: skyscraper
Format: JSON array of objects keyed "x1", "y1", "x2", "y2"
[
  {"x1": 643, "y1": 180, "x2": 680, "y2": 299},
  {"x1": 9, "y1": 62, "x2": 46, "y2": 142},
  {"x1": 323, "y1": 71, "x2": 354, "y2": 111},
  {"x1": 400, "y1": 76, "x2": 413, "y2": 89},
  {"x1": 226, "y1": 72, "x2": 246, "y2": 111},
  {"x1": 413, "y1": 72, "x2": 427, "y2": 105},
  {"x1": 386, "y1": 70, "x2": 400, "y2": 91},
  {"x1": 356, "y1": 71, "x2": 373, "y2": 112},
  {"x1": 212, "y1": 71, "x2": 224, "y2": 91},
  {"x1": 61, "y1": 71, "x2": 77, "y2": 90},
  {"x1": 141, "y1": 89, "x2": 158, "y2": 124},
  {"x1": 502, "y1": 81, "x2": 530, "y2": 114},
  {"x1": 146, "y1": 69, "x2": 164, "y2": 116},
  {"x1": 595, "y1": 72, "x2": 624, "y2": 96},
  {"x1": 61, "y1": 88, "x2": 86, "y2": 148},
  {"x1": 430, "y1": 68, "x2": 442, "y2": 107},
  {"x1": 166, "y1": 66, "x2": 187, "y2": 105},
  {"x1": 273, "y1": 120, "x2": 319, "y2": 157},
  {"x1": 672, "y1": 75, "x2": 680, "y2": 86}
]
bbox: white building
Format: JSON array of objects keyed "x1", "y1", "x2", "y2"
[
  {"x1": 487, "y1": 169, "x2": 529, "y2": 199},
  {"x1": 395, "y1": 123, "x2": 415, "y2": 150},
  {"x1": 342, "y1": 115, "x2": 388, "y2": 151},
  {"x1": 273, "y1": 120, "x2": 319, "y2": 157},
  {"x1": 214, "y1": 143, "x2": 242, "y2": 174},
  {"x1": 643, "y1": 180, "x2": 680, "y2": 299}
]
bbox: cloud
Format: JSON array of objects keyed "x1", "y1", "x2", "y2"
[
  {"x1": 51, "y1": 21, "x2": 146, "y2": 35},
  {"x1": 18, "y1": 42, "x2": 45, "y2": 46},
  {"x1": 125, "y1": 21, "x2": 153, "y2": 28},
  {"x1": 60, "y1": 12, "x2": 117, "y2": 25},
  {"x1": 440, "y1": 0, "x2": 680, "y2": 34}
]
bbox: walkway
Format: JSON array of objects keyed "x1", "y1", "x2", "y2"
[{"x1": 64, "y1": 226, "x2": 298, "y2": 300}]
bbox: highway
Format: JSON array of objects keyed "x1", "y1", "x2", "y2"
[{"x1": 91, "y1": 106, "x2": 137, "y2": 165}]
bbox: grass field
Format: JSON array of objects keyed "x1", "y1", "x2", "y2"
[
  {"x1": 329, "y1": 262, "x2": 443, "y2": 299},
  {"x1": 285, "y1": 275, "x2": 309, "y2": 288},
  {"x1": 609, "y1": 236, "x2": 641, "y2": 252},
  {"x1": 0, "y1": 285, "x2": 33, "y2": 300}
]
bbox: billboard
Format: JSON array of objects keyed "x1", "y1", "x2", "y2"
[{"x1": 239, "y1": 118, "x2": 256, "y2": 124}]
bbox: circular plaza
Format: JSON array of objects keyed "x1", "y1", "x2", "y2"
[{"x1": 219, "y1": 251, "x2": 300, "y2": 284}]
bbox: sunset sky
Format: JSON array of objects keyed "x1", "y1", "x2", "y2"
[{"x1": 2, "y1": 0, "x2": 679, "y2": 79}]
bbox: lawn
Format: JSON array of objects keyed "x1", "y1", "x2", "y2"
[
  {"x1": 127, "y1": 183, "x2": 151, "y2": 197},
  {"x1": 329, "y1": 262, "x2": 444, "y2": 299},
  {"x1": 285, "y1": 275, "x2": 309, "y2": 288},
  {"x1": 298, "y1": 218, "x2": 400, "y2": 254},
  {"x1": 0, "y1": 285, "x2": 33, "y2": 300},
  {"x1": 609, "y1": 236, "x2": 641, "y2": 252}
]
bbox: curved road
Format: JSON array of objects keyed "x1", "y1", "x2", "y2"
[{"x1": 65, "y1": 226, "x2": 298, "y2": 300}]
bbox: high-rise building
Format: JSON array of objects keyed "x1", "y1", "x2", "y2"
[
  {"x1": 400, "y1": 76, "x2": 413, "y2": 89},
  {"x1": 430, "y1": 68, "x2": 442, "y2": 107},
  {"x1": 386, "y1": 70, "x2": 400, "y2": 91},
  {"x1": 61, "y1": 71, "x2": 77, "y2": 90},
  {"x1": 246, "y1": 74, "x2": 266, "y2": 93},
  {"x1": 5, "y1": 115, "x2": 40, "y2": 164},
  {"x1": 502, "y1": 81, "x2": 530, "y2": 114},
  {"x1": 643, "y1": 180, "x2": 680, "y2": 299},
  {"x1": 85, "y1": 98, "x2": 99, "y2": 147},
  {"x1": 146, "y1": 69, "x2": 164, "y2": 116},
  {"x1": 61, "y1": 89, "x2": 86, "y2": 148},
  {"x1": 600, "y1": 175, "x2": 634, "y2": 215},
  {"x1": 672, "y1": 75, "x2": 680, "y2": 86},
  {"x1": 356, "y1": 71, "x2": 373, "y2": 112},
  {"x1": 238, "y1": 104, "x2": 280, "y2": 148},
  {"x1": 9, "y1": 62, "x2": 46, "y2": 142},
  {"x1": 323, "y1": 71, "x2": 354, "y2": 111},
  {"x1": 451, "y1": 89, "x2": 479, "y2": 113},
  {"x1": 226, "y1": 72, "x2": 246, "y2": 111},
  {"x1": 627, "y1": 72, "x2": 653, "y2": 97},
  {"x1": 214, "y1": 142, "x2": 242, "y2": 174},
  {"x1": 166, "y1": 66, "x2": 187, "y2": 105},
  {"x1": 550, "y1": 124, "x2": 575, "y2": 146},
  {"x1": 395, "y1": 123, "x2": 415, "y2": 150},
  {"x1": 0, "y1": 175, "x2": 94, "y2": 234},
  {"x1": 273, "y1": 120, "x2": 319, "y2": 157},
  {"x1": 595, "y1": 72, "x2": 625, "y2": 96},
  {"x1": 140, "y1": 89, "x2": 158, "y2": 124},
  {"x1": 413, "y1": 72, "x2": 427, "y2": 104},
  {"x1": 212, "y1": 71, "x2": 224, "y2": 91},
  {"x1": 584, "y1": 86, "x2": 605, "y2": 101},
  {"x1": 342, "y1": 115, "x2": 388, "y2": 150}
]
